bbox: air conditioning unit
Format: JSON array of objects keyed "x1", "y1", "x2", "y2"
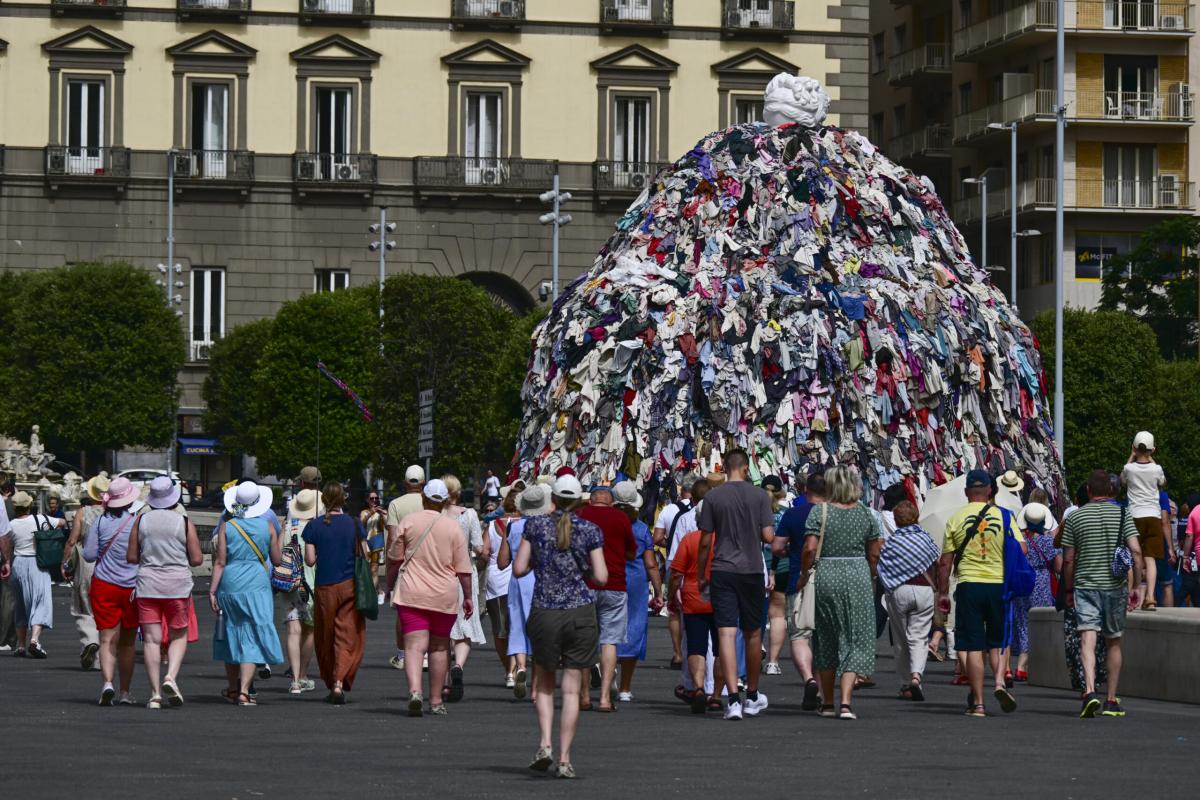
[
  {"x1": 304, "y1": 0, "x2": 321, "y2": 10},
  {"x1": 296, "y1": 156, "x2": 319, "y2": 180},
  {"x1": 191, "y1": 342, "x2": 213, "y2": 361},
  {"x1": 335, "y1": 162, "x2": 360, "y2": 181},
  {"x1": 1159, "y1": 175, "x2": 1179, "y2": 208},
  {"x1": 480, "y1": 168, "x2": 502, "y2": 185},
  {"x1": 499, "y1": 0, "x2": 516, "y2": 16},
  {"x1": 47, "y1": 150, "x2": 67, "y2": 174},
  {"x1": 630, "y1": 172, "x2": 647, "y2": 189},
  {"x1": 173, "y1": 153, "x2": 196, "y2": 178},
  {"x1": 1160, "y1": 14, "x2": 1184, "y2": 29}
]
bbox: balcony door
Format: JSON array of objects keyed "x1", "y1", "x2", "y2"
[
  {"x1": 614, "y1": 96, "x2": 650, "y2": 187},
  {"x1": 66, "y1": 79, "x2": 104, "y2": 174},
  {"x1": 1104, "y1": 143, "x2": 1156, "y2": 207},
  {"x1": 190, "y1": 268, "x2": 225, "y2": 361},
  {"x1": 616, "y1": 0, "x2": 651, "y2": 22},
  {"x1": 190, "y1": 83, "x2": 229, "y2": 178},
  {"x1": 465, "y1": 91, "x2": 503, "y2": 185},
  {"x1": 1107, "y1": 0, "x2": 1157, "y2": 29},
  {"x1": 737, "y1": 0, "x2": 773, "y2": 27},
  {"x1": 315, "y1": 86, "x2": 353, "y2": 179},
  {"x1": 1104, "y1": 56, "x2": 1157, "y2": 118}
]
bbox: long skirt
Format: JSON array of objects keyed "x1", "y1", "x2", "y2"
[
  {"x1": 314, "y1": 579, "x2": 366, "y2": 691},
  {"x1": 812, "y1": 559, "x2": 876, "y2": 676},
  {"x1": 12, "y1": 556, "x2": 53, "y2": 629}
]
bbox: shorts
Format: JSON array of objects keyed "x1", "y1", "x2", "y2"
[
  {"x1": 710, "y1": 571, "x2": 765, "y2": 631},
  {"x1": 1074, "y1": 587, "x2": 1128, "y2": 639},
  {"x1": 1135, "y1": 516, "x2": 1164, "y2": 559},
  {"x1": 527, "y1": 604, "x2": 599, "y2": 671},
  {"x1": 953, "y1": 582, "x2": 1006, "y2": 652},
  {"x1": 396, "y1": 605, "x2": 456, "y2": 639},
  {"x1": 90, "y1": 577, "x2": 139, "y2": 631},
  {"x1": 594, "y1": 589, "x2": 629, "y2": 646},
  {"x1": 1156, "y1": 557, "x2": 1177, "y2": 586},
  {"x1": 486, "y1": 596, "x2": 510, "y2": 640},
  {"x1": 137, "y1": 597, "x2": 191, "y2": 630},
  {"x1": 275, "y1": 587, "x2": 313, "y2": 626},
  {"x1": 784, "y1": 592, "x2": 814, "y2": 641},
  {"x1": 682, "y1": 612, "x2": 719, "y2": 658}
]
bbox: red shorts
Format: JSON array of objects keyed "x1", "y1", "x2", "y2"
[
  {"x1": 137, "y1": 597, "x2": 191, "y2": 630},
  {"x1": 396, "y1": 605, "x2": 456, "y2": 639},
  {"x1": 90, "y1": 577, "x2": 138, "y2": 631}
]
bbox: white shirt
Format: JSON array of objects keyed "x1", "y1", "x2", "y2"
[
  {"x1": 667, "y1": 503, "x2": 700, "y2": 562},
  {"x1": 654, "y1": 500, "x2": 690, "y2": 538},
  {"x1": 0, "y1": 499, "x2": 10, "y2": 538},
  {"x1": 484, "y1": 476, "x2": 501, "y2": 496},
  {"x1": 1122, "y1": 461, "x2": 1165, "y2": 518},
  {"x1": 5, "y1": 514, "x2": 65, "y2": 557},
  {"x1": 485, "y1": 518, "x2": 512, "y2": 600}
]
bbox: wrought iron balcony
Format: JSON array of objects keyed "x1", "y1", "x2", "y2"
[
  {"x1": 414, "y1": 157, "x2": 559, "y2": 194},
  {"x1": 51, "y1": 0, "x2": 126, "y2": 16},
  {"x1": 171, "y1": 150, "x2": 255, "y2": 184},
  {"x1": 177, "y1": 0, "x2": 251, "y2": 21},
  {"x1": 451, "y1": 0, "x2": 525, "y2": 28},
  {"x1": 599, "y1": 0, "x2": 673, "y2": 32},
  {"x1": 594, "y1": 160, "x2": 668, "y2": 193},
  {"x1": 293, "y1": 152, "x2": 378, "y2": 185},
  {"x1": 44, "y1": 145, "x2": 130, "y2": 180},
  {"x1": 720, "y1": 0, "x2": 794, "y2": 36},
  {"x1": 299, "y1": 0, "x2": 373, "y2": 23}
]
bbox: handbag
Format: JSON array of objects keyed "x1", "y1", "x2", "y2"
[
  {"x1": 33, "y1": 515, "x2": 68, "y2": 571},
  {"x1": 790, "y1": 504, "x2": 828, "y2": 633},
  {"x1": 354, "y1": 543, "x2": 379, "y2": 621},
  {"x1": 1111, "y1": 507, "x2": 1132, "y2": 579}
]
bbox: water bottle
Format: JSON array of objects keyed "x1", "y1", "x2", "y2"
[{"x1": 214, "y1": 610, "x2": 226, "y2": 642}]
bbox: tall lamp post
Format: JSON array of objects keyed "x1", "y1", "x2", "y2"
[
  {"x1": 539, "y1": 175, "x2": 572, "y2": 301},
  {"x1": 159, "y1": 148, "x2": 185, "y2": 474},
  {"x1": 1054, "y1": 0, "x2": 1066, "y2": 456},
  {"x1": 962, "y1": 175, "x2": 988, "y2": 270},
  {"x1": 368, "y1": 208, "x2": 396, "y2": 323}
]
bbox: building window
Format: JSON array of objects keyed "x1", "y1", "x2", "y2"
[
  {"x1": 958, "y1": 81, "x2": 973, "y2": 114},
  {"x1": 190, "y1": 268, "x2": 225, "y2": 361},
  {"x1": 315, "y1": 86, "x2": 352, "y2": 158},
  {"x1": 465, "y1": 90, "x2": 503, "y2": 183},
  {"x1": 734, "y1": 98, "x2": 763, "y2": 124},
  {"x1": 189, "y1": 82, "x2": 230, "y2": 178},
  {"x1": 871, "y1": 33, "x2": 885, "y2": 75},
  {"x1": 315, "y1": 269, "x2": 350, "y2": 293},
  {"x1": 613, "y1": 0, "x2": 651, "y2": 21},
  {"x1": 1103, "y1": 143, "x2": 1157, "y2": 205},
  {"x1": 959, "y1": 0, "x2": 972, "y2": 27},
  {"x1": 869, "y1": 112, "x2": 884, "y2": 144},
  {"x1": 893, "y1": 105, "x2": 907, "y2": 134},
  {"x1": 614, "y1": 96, "x2": 651, "y2": 167},
  {"x1": 66, "y1": 79, "x2": 105, "y2": 172},
  {"x1": 893, "y1": 24, "x2": 907, "y2": 52}
]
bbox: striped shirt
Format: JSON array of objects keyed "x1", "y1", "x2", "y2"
[
  {"x1": 878, "y1": 524, "x2": 942, "y2": 591},
  {"x1": 1060, "y1": 502, "x2": 1138, "y2": 590}
]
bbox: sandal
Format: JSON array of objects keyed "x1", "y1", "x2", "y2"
[
  {"x1": 819, "y1": 704, "x2": 837, "y2": 718},
  {"x1": 706, "y1": 697, "x2": 723, "y2": 712},
  {"x1": 898, "y1": 686, "x2": 915, "y2": 701},
  {"x1": 147, "y1": 696, "x2": 163, "y2": 710},
  {"x1": 965, "y1": 703, "x2": 987, "y2": 717},
  {"x1": 579, "y1": 702, "x2": 593, "y2": 712},
  {"x1": 237, "y1": 692, "x2": 256, "y2": 707},
  {"x1": 838, "y1": 704, "x2": 857, "y2": 720},
  {"x1": 853, "y1": 677, "x2": 876, "y2": 689},
  {"x1": 330, "y1": 688, "x2": 346, "y2": 705},
  {"x1": 595, "y1": 703, "x2": 617, "y2": 713},
  {"x1": 909, "y1": 680, "x2": 925, "y2": 702},
  {"x1": 927, "y1": 644, "x2": 945, "y2": 662},
  {"x1": 220, "y1": 688, "x2": 239, "y2": 705}
]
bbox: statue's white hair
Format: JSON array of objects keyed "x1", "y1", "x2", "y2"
[{"x1": 763, "y1": 74, "x2": 831, "y2": 128}]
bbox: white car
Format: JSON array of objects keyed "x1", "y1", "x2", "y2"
[{"x1": 115, "y1": 469, "x2": 193, "y2": 506}]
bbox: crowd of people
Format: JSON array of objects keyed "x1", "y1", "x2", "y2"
[{"x1": 1, "y1": 429, "x2": 1199, "y2": 775}]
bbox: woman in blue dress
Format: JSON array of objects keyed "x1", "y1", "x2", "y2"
[
  {"x1": 614, "y1": 481, "x2": 663, "y2": 703},
  {"x1": 497, "y1": 484, "x2": 548, "y2": 702},
  {"x1": 209, "y1": 481, "x2": 284, "y2": 706}
]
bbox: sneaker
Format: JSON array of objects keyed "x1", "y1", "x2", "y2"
[
  {"x1": 80, "y1": 642, "x2": 99, "y2": 671},
  {"x1": 300, "y1": 678, "x2": 316, "y2": 692},
  {"x1": 99, "y1": 685, "x2": 116, "y2": 706},
  {"x1": 801, "y1": 679, "x2": 821, "y2": 711},
  {"x1": 146, "y1": 697, "x2": 162, "y2": 710},
  {"x1": 505, "y1": 673, "x2": 516, "y2": 689},
  {"x1": 1101, "y1": 698, "x2": 1126, "y2": 717},
  {"x1": 763, "y1": 662, "x2": 782, "y2": 676},
  {"x1": 744, "y1": 692, "x2": 769, "y2": 716},
  {"x1": 407, "y1": 691, "x2": 424, "y2": 717},
  {"x1": 1080, "y1": 693, "x2": 1101, "y2": 719},
  {"x1": 377, "y1": 591, "x2": 385, "y2": 606},
  {"x1": 257, "y1": 665, "x2": 272, "y2": 680},
  {"x1": 289, "y1": 681, "x2": 304, "y2": 696},
  {"x1": 529, "y1": 746, "x2": 553, "y2": 773},
  {"x1": 993, "y1": 687, "x2": 1017, "y2": 713},
  {"x1": 617, "y1": 691, "x2": 633, "y2": 702},
  {"x1": 430, "y1": 704, "x2": 448, "y2": 716},
  {"x1": 28, "y1": 641, "x2": 47, "y2": 659},
  {"x1": 118, "y1": 692, "x2": 136, "y2": 706},
  {"x1": 513, "y1": 668, "x2": 528, "y2": 699},
  {"x1": 0, "y1": 644, "x2": 10, "y2": 651},
  {"x1": 389, "y1": 654, "x2": 405, "y2": 671},
  {"x1": 724, "y1": 699, "x2": 744, "y2": 720},
  {"x1": 162, "y1": 678, "x2": 184, "y2": 708},
  {"x1": 556, "y1": 762, "x2": 576, "y2": 779},
  {"x1": 448, "y1": 664, "x2": 465, "y2": 702}
]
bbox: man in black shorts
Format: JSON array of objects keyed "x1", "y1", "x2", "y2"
[{"x1": 697, "y1": 449, "x2": 774, "y2": 720}]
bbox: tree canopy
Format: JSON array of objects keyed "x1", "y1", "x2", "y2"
[{"x1": 201, "y1": 317, "x2": 274, "y2": 458}]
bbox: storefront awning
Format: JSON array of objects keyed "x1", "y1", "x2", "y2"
[{"x1": 179, "y1": 437, "x2": 220, "y2": 456}]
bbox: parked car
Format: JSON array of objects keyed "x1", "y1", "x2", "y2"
[{"x1": 116, "y1": 469, "x2": 193, "y2": 506}]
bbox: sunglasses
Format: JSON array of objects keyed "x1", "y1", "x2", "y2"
[{"x1": 367, "y1": 495, "x2": 379, "y2": 501}]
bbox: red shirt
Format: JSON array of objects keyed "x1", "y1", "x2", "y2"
[
  {"x1": 670, "y1": 530, "x2": 714, "y2": 614},
  {"x1": 577, "y1": 504, "x2": 635, "y2": 592}
]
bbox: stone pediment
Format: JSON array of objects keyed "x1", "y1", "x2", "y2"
[
  {"x1": 712, "y1": 48, "x2": 799, "y2": 77},
  {"x1": 442, "y1": 39, "x2": 531, "y2": 69},
  {"x1": 42, "y1": 26, "x2": 133, "y2": 58},
  {"x1": 290, "y1": 35, "x2": 381, "y2": 65},
  {"x1": 591, "y1": 44, "x2": 678, "y2": 74},
  {"x1": 167, "y1": 30, "x2": 257, "y2": 61}
]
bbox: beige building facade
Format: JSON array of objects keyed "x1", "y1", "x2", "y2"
[
  {"x1": 869, "y1": 0, "x2": 1199, "y2": 317},
  {"x1": 0, "y1": 0, "x2": 868, "y2": 483}
]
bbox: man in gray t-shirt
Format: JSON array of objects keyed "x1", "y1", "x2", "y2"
[{"x1": 696, "y1": 449, "x2": 774, "y2": 720}]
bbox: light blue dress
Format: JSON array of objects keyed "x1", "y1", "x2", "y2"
[
  {"x1": 617, "y1": 520, "x2": 652, "y2": 660},
  {"x1": 213, "y1": 516, "x2": 284, "y2": 665},
  {"x1": 505, "y1": 518, "x2": 534, "y2": 657}
]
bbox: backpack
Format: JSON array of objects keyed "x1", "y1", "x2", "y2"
[
  {"x1": 270, "y1": 519, "x2": 305, "y2": 593},
  {"x1": 34, "y1": 515, "x2": 68, "y2": 571},
  {"x1": 1001, "y1": 508, "x2": 1036, "y2": 601}
]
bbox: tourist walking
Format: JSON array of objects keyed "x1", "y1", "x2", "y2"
[
  {"x1": 210, "y1": 481, "x2": 284, "y2": 707},
  {"x1": 388, "y1": 479, "x2": 472, "y2": 717},
  {"x1": 577, "y1": 485, "x2": 635, "y2": 713},
  {"x1": 878, "y1": 500, "x2": 940, "y2": 702},
  {"x1": 1180, "y1": 494, "x2": 1200, "y2": 607},
  {"x1": 1121, "y1": 432, "x2": 1166, "y2": 610},
  {"x1": 513, "y1": 474, "x2": 607, "y2": 779},
  {"x1": 653, "y1": 472, "x2": 697, "y2": 668},
  {"x1": 1062, "y1": 470, "x2": 1144, "y2": 718},
  {"x1": 1012, "y1": 502, "x2": 1060, "y2": 682},
  {"x1": 668, "y1": 521, "x2": 722, "y2": 713},
  {"x1": 126, "y1": 477, "x2": 202, "y2": 708},
  {"x1": 770, "y1": 471, "x2": 824, "y2": 709},
  {"x1": 762, "y1": 474, "x2": 789, "y2": 676},
  {"x1": 485, "y1": 482, "x2": 523, "y2": 686},
  {"x1": 60, "y1": 476, "x2": 109, "y2": 669},
  {"x1": 0, "y1": 473, "x2": 17, "y2": 652},
  {"x1": 443, "y1": 475, "x2": 486, "y2": 703},
  {"x1": 385, "y1": 464, "x2": 426, "y2": 670},
  {"x1": 613, "y1": 481, "x2": 662, "y2": 702},
  {"x1": 359, "y1": 488, "x2": 387, "y2": 600},
  {"x1": 696, "y1": 449, "x2": 775, "y2": 720},
  {"x1": 303, "y1": 482, "x2": 369, "y2": 704},
  {"x1": 801, "y1": 466, "x2": 883, "y2": 719},
  {"x1": 498, "y1": 483, "x2": 547, "y2": 701},
  {"x1": 0, "y1": 491, "x2": 65, "y2": 658},
  {"x1": 280, "y1": 488, "x2": 319, "y2": 694}
]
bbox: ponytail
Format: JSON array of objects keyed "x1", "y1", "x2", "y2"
[
  {"x1": 321, "y1": 481, "x2": 345, "y2": 525},
  {"x1": 553, "y1": 494, "x2": 580, "y2": 551}
]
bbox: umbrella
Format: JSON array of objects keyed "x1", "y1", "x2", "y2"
[
  {"x1": 995, "y1": 489, "x2": 1022, "y2": 517},
  {"x1": 918, "y1": 474, "x2": 966, "y2": 551}
]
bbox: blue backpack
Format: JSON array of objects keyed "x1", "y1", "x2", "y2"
[{"x1": 1001, "y1": 508, "x2": 1036, "y2": 601}]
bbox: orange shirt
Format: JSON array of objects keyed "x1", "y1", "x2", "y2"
[
  {"x1": 670, "y1": 530, "x2": 715, "y2": 615},
  {"x1": 390, "y1": 510, "x2": 470, "y2": 615}
]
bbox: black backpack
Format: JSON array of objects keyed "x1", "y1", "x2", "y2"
[{"x1": 34, "y1": 515, "x2": 68, "y2": 571}]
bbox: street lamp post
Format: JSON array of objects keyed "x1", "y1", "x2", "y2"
[
  {"x1": 160, "y1": 149, "x2": 185, "y2": 475},
  {"x1": 1054, "y1": 0, "x2": 1066, "y2": 456},
  {"x1": 539, "y1": 175, "x2": 573, "y2": 301},
  {"x1": 963, "y1": 175, "x2": 988, "y2": 270},
  {"x1": 368, "y1": 209, "x2": 397, "y2": 323}
]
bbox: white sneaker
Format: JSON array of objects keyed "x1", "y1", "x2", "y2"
[
  {"x1": 618, "y1": 691, "x2": 633, "y2": 702},
  {"x1": 763, "y1": 662, "x2": 782, "y2": 675},
  {"x1": 389, "y1": 655, "x2": 405, "y2": 670},
  {"x1": 744, "y1": 692, "x2": 769, "y2": 716},
  {"x1": 118, "y1": 692, "x2": 136, "y2": 706},
  {"x1": 505, "y1": 673, "x2": 516, "y2": 689},
  {"x1": 724, "y1": 699, "x2": 744, "y2": 720}
]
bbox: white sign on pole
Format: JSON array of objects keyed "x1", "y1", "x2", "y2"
[
  {"x1": 418, "y1": 389, "x2": 435, "y2": 408},
  {"x1": 418, "y1": 440, "x2": 433, "y2": 459}
]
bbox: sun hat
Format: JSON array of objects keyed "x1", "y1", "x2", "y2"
[
  {"x1": 518, "y1": 484, "x2": 553, "y2": 516},
  {"x1": 998, "y1": 470, "x2": 1025, "y2": 494},
  {"x1": 612, "y1": 480, "x2": 643, "y2": 509},
  {"x1": 1017, "y1": 502, "x2": 1050, "y2": 533},
  {"x1": 499, "y1": 479, "x2": 527, "y2": 499},
  {"x1": 705, "y1": 471, "x2": 726, "y2": 486},
  {"x1": 288, "y1": 488, "x2": 320, "y2": 520},
  {"x1": 103, "y1": 476, "x2": 139, "y2": 509},
  {"x1": 405, "y1": 465, "x2": 426, "y2": 485},
  {"x1": 223, "y1": 480, "x2": 273, "y2": 519},
  {"x1": 536, "y1": 474, "x2": 555, "y2": 486},
  {"x1": 86, "y1": 475, "x2": 112, "y2": 503},
  {"x1": 1133, "y1": 431, "x2": 1155, "y2": 451},
  {"x1": 146, "y1": 475, "x2": 181, "y2": 510},
  {"x1": 965, "y1": 469, "x2": 991, "y2": 490},
  {"x1": 11, "y1": 490, "x2": 33, "y2": 509},
  {"x1": 423, "y1": 478, "x2": 450, "y2": 503},
  {"x1": 553, "y1": 474, "x2": 583, "y2": 500},
  {"x1": 298, "y1": 466, "x2": 322, "y2": 484}
]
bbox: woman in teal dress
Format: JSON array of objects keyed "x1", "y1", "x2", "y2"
[
  {"x1": 801, "y1": 466, "x2": 882, "y2": 721},
  {"x1": 209, "y1": 481, "x2": 284, "y2": 706},
  {"x1": 613, "y1": 481, "x2": 663, "y2": 702}
]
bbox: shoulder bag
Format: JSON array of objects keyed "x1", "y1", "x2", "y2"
[
  {"x1": 271, "y1": 518, "x2": 305, "y2": 594},
  {"x1": 953, "y1": 502, "x2": 995, "y2": 573},
  {"x1": 1111, "y1": 506, "x2": 1133, "y2": 578},
  {"x1": 228, "y1": 519, "x2": 267, "y2": 569},
  {"x1": 790, "y1": 504, "x2": 828, "y2": 634},
  {"x1": 354, "y1": 519, "x2": 379, "y2": 620},
  {"x1": 33, "y1": 514, "x2": 68, "y2": 571}
]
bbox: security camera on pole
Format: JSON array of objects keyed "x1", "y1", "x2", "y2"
[
  {"x1": 368, "y1": 208, "x2": 396, "y2": 322},
  {"x1": 539, "y1": 175, "x2": 572, "y2": 301}
]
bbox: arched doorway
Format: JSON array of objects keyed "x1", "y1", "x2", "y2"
[{"x1": 460, "y1": 271, "x2": 537, "y2": 316}]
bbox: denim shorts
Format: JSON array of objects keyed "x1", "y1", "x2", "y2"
[
  {"x1": 1074, "y1": 587, "x2": 1128, "y2": 638},
  {"x1": 594, "y1": 589, "x2": 629, "y2": 646}
]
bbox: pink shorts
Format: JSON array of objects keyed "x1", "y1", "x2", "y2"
[
  {"x1": 396, "y1": 605, "x2": 456, "y2": 639},
  {"x1": 137, "y1": 597, "x2": 191, "y2": 631}
]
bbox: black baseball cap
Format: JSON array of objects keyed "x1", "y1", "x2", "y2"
[{"x1": 761, "y1": 475, "x2": 784, "y2": 492}]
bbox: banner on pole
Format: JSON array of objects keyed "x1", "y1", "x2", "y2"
[{"x1": 317, "y1": 361, "x2": 375, "y2": 423}]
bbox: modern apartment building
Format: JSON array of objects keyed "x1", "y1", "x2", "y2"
[
  {"x1": 869, "y1": 0, "x2": 1198, "y2": 316},
  {"x1": 0, "y1": 0, "x2": 868, "y2": 483}
]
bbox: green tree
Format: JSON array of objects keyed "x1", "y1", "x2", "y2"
[
  {"x1": 201, "y1": 317, "x2": 274, "y2": 457},
  {"x1": 1030, "y1": 308, "x2": 1163, "y2": 489},
  {"x1": 493, "y1": 306, "x2": 548, "y2": 472},
  {"x1": 251, "y1": 287, "x2": 378, "y2": 482},
  {"x1": 0, "y1": 262, "x2": 184, "y2": 453},
  {"x1": 1154, "y1": 359, "x2": 1200, "y2": 495},
  {"x1": 1100, "y1": 217, "x2": 1200, "y2": 360}
]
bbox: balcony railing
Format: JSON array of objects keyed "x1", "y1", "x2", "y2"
[
  {"x1": 1073, "y1": 89, "x2": 1193, "y2": 121},
  {"x1": 953, "y1": 89, "x2": 1055, "y2": 140},
  {"x1": 954, "y1": 176, "x2": 1193, "y2": 221},
  {"x1": 51, "y1": 0, "x2": 126, "y2": 13},
  {"x1": 721, "y1": 0, "x2": 794, "y2": 35},
  {"x1": 888, "y1": 124, "x2": 952, "y2": 161},
  {"x1": 177, "y1": 0, "x2": 250, "y2": 17},
  {"x1": 888, "y1": 44, "x2": 950, "y2": 84},
  {"x1": 414, "y1": 157, "x2": 559, "y2": 192},
  {"x1": 600, "y1": 0, "x2": 673, "y2": 30},
  {"x1": 298, "y1": 0, "x2": 373, "y2": 19},
  {"x1": 190, "y1": 340, "x2": 216, "y2": 362},
  {"x1": 1076, "y1": 1, "x2": 1194, "y2": 32},
  {"x1": 953, "y1": 0, "x2": 1056, "y2": 57},
  {"x1": 594, "y1": 160, "x2": 667, "y2": 192},
  {"x1": 451, "y1": 0, "x2": 525, "y2": 25},
  {"x1": 45, "y1": 145, "x2": 130, "y2": 179},
  {"x1": 293, "y1": 153, "x2": 377, "y2": 185},
  {"x1": 171, "y1": 150, "x2": 255, "y2": 182}
]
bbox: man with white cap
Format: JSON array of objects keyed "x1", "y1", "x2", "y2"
[
  {"x1": 386, "y1": 465, "x2": 427, "y2": 668},
  {"x1": 1122, "y1": 431, "x2": 1167, "y2": 610},
  {"x1": 57, "y1": 475, "x2": 109, "y2": 668}
]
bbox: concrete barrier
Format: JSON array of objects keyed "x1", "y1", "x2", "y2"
[{"x1": 1029, "y1": 607, "x2": 1200, "y2": 704}]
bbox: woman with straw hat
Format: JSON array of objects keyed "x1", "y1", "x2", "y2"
[
  {"x1": 126, "y1": 476, "x2": 202, "y2": 708},
  {"x1": 210, "y1": 480, "x2": 284, "y2": 706},
  {"x1": 82, "y1": 476, "x2": 142, "y2": 705},
  {"x1": 59, "y1": 474, "x2": 109, "y2": 669},
  {"x1": 0, "y1": 490, "x2": 65, "y2": 658},
  {"x1": 280, "y1": 487, "x2": 320, "y2": 695}
]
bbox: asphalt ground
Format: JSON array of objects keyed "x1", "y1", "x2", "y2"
[{"x1": 0, "y1": 581, "x2": 1194, "y2": 799}]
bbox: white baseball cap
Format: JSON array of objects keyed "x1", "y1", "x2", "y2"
[
  {"x1": 552, "y1": 474, "x2": 583, "y2": 500},
  {"x1": 423, "y1": 479, "x2": 449, "y2": 503},
  {"x1": 1133, "y1": 431, "x2": 1155, "y2": 451},
  {"x1": 405, "y1": 465, "x2": 426, "y2": 484}
]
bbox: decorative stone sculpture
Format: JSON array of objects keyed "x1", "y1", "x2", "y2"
[
  {"x1": 58, "y1": 471, "x2": 83, "y2": 506},
  {"x1": 762, "y1": 74, "x2": 831, "y2": 128}
]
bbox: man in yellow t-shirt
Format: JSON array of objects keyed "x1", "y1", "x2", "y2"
[{"x1": 935, "y1": 469, "x2": 1025, "y2": 718}]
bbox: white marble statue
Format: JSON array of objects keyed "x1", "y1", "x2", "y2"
[
  {"x1": 58, "y1": 471, "x2": 83, "y2": 506},
  {"x1": 28, "y1": 425, "x2": 43, "y2": 461},
  {"x1": 763, "y1": 74, "x2": 831, "y2": 128}
]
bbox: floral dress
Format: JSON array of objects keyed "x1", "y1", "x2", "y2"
[{"x1": 1010, "y1": 533, "x2": 1060, "y2": 656}]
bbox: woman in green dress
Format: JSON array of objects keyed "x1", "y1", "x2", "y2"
[{"x1": 800, "y1": 466, "x2": 882, "y2": 720}]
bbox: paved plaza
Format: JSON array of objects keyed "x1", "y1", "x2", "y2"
[{"x1": 1, "y1": 584, "x2": 1195, "y2": 798}]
